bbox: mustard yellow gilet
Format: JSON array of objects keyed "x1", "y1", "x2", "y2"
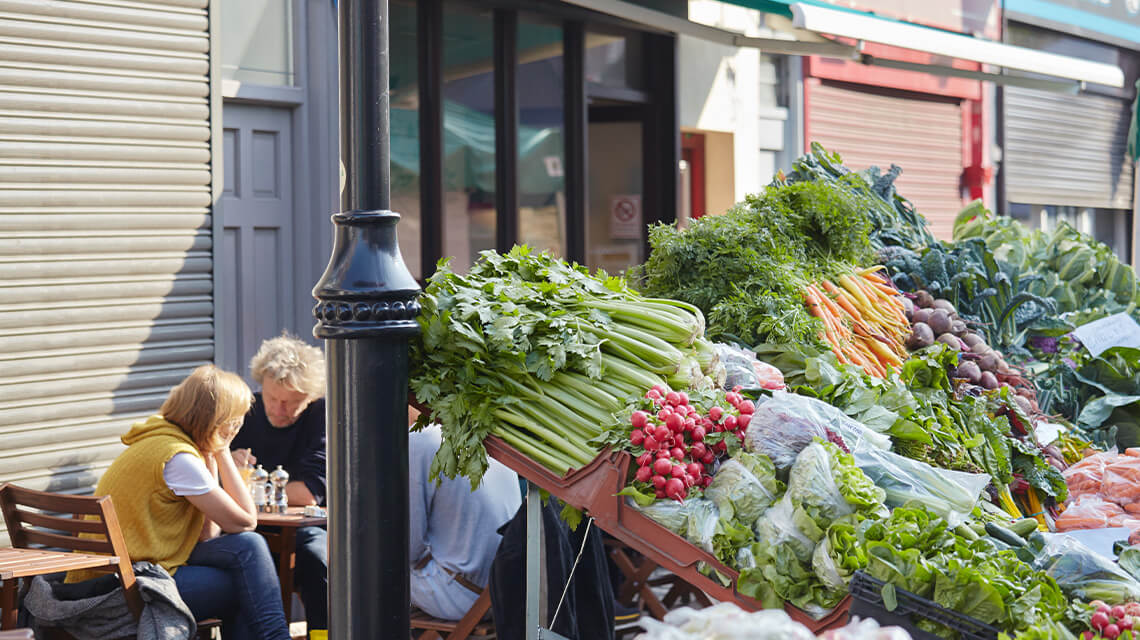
[{"x1": 69, "y1": 415, "x2": 205, "y2": 581}]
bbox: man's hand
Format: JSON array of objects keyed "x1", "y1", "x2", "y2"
[{"x1": 232, "y1": 448, "x2": 256, "y2": 468}]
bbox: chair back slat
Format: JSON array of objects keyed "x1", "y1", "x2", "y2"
[
  {"x1": 0, "y1": 483, "x2": 143, "y2": 620},
  {"x1": 18, "y1": 510, "x2": 108, "y2": 536}
]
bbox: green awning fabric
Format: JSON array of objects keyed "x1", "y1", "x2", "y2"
[{"x1": 1130, "y1": 79, "x2": 1140, "y2": 162}]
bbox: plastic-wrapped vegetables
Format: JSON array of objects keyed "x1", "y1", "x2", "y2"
[
  {"x1": 634, "y1": 497, "x2": 720, "y2": 555},
  {"x1": 704, "y1": 452, "x2": 782, "y2": 525},
  {"x1": 633, "y1": 602, "x2": 914, "y2": 639}
]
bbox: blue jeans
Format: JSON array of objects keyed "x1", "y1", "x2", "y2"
[
  {"x1": 173, "y1": 531, "x2": 291, "y2": 640},
  {"x1": 294, "y1": 526, "x2": 328, "y2": 631}
]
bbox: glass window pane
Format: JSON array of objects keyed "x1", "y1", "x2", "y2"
[
  {"x1": 443, "y1": 4, "x2": 497, "y2": 273},
  {"x1": 221, "y1": 0, "x2": 294, "y2": 86},
  {"x1": 390, "y1": 1, "x2": 421, "y2": 280},
  {"x1": 587, "y1": 122, "x2": 643, "y2": 275},
  {"x1": 585, "y1": 29, "x2": 644, "y2": 92},
  {"x1": 518, "y1": 17, "x2": 565, "y2": 258}
]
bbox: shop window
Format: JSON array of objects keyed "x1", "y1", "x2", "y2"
[
  {"x1": 390, "y1": 0, "x2": 421, "y2": 279},
  {"x1": 443, "y1": 4, "x2": 498, "y2": 273},
  {"x1": 585, "y1": 29, "x2": 645, "y2": 93},
  {"x1": 221, "y1": 0, "x2": 295, "y2": 86},
  {"x1": 587, "y1": 121, "x2": 643, "y2": 275},
  {"x1": 517, "y1": 16, "x2": 566, "y2": 258}
]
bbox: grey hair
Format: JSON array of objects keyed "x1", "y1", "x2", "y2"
[{"x1": 249, "y1": 333, "x2": 326, "y2": 398}]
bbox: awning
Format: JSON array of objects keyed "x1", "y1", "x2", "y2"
[{"x1": 560, "y1": 0, "x2": 1126, "y2": 91}]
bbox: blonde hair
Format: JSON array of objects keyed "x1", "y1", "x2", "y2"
[
  {"x1": 161, "y1": 364, "x2": 253, "y2": 452},
  {"x1": 249, "y1": 333, "x2": 326, "y2": 398}
]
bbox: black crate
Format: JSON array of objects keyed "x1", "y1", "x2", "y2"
[{"x1": 847, "y1": 571, "x2": 1002, "y2": 640}]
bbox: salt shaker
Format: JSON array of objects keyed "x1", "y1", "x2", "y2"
[
  {"x1": 251, "y1": 464, "x2": 269, "y2": 511},
  {"x1": 269, "y1": 465, "x2": 290, "y2": 514}
]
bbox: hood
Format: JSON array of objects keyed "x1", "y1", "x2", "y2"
[{"x1": 121, "y1": 414, "x2": 197, "y2": 449}]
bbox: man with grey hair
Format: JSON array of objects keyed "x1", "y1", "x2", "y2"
[{"x1": 231, "y1": 333, "x2": 328, "y2": 631}]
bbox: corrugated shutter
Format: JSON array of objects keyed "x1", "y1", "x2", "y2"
[
  {"x1": 807, "y1": 80, "x2": 965, "y2": 240},
  {"x1": 0, "y1": 0, "x2": 213, "y2": 516},
  {"x1": 1003, "y1": 86, "x2": 1134, "y2": 210}
]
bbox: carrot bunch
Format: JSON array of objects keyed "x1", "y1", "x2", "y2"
[{"x1": 802, "y1": 266, "x2": 911, "y2": 378}]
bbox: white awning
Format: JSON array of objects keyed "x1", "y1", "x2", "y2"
[
  {"x1": 559, "y1": 0, "x2": 1126, "y2": 92},
  {"x1": 790, "y1": 2, "x2": 1125, "y2": 88}
]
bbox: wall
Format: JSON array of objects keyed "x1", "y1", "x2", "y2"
[{"x1": 680, "y1": 0, "x2": 787, "y2": 205}]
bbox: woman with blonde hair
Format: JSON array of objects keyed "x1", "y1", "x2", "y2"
[{"x1": 79, "y1": 364, "x2": 290, "y2": 639}]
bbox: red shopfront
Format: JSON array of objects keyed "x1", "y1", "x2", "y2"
[{"x1": 803, "y1": 42, "x2": 988, "y2": 241}]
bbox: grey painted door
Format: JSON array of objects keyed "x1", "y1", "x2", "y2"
[{"x1": 220, "y1": 104, "x2": 295, "y2": 380}]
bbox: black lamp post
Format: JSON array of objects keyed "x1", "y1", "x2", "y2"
[{"x1": 313, "y1": 0, "x2": 420, "y2": 637}]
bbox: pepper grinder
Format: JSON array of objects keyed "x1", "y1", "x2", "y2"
[
  {"x1": 251, "y1": 464, "x2": 269, "y2": 512},
  {"x1": 269, "y1": 465, "x2": 290, "y2": 514}
]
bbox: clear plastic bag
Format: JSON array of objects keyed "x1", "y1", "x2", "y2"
[
  {"x1": 785, "y1": 441, "x2": 855, "y2": 538},
  {"x1": 818, "y1": 617, "x2": 915, "y2": 640},
  {"x1": 634, "y1": 603, "x2": 817, "y2": 640},
  {"x1": 714, "y1": 343, "x2": 786, "y2": 391},
  {"x1": 1031, "y1": 533, "x2": 1140, "y2": 602},
  {"x1": 1063, "y1": 450, "x2": 1117, "y2": 498},
  {"x1": 754, "y1": 496, "x2": 816, "y2": 563},
  {"x1": 704, "y1": 452, "x2": 780, "y2": 525},
  {"x1": 811, "y1": 534, "x2": 846, "y2": 592},
  {"x1": 851, "y1": 440, "x2": 989, "y2": 526},
  {"x1": 1054, "y1": 494, "x2": 1125, "y2": 532},
  {"x1": 1103, "y1": 456, "x2": 1140, "y2": 506},
  {"x1": 633, "y1": 497, "x2": 721, "y2": 555},
  {"x1": 745, "y1": 392, "x2": 890, "y2": 470}
]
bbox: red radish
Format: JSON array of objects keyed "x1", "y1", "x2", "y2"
[
  {"x1": 1091, "y1": 601, "x2": 1108, "y2": 609},
  {"x1": 635, "y1": 466, "x2": 652, "y2": 483},
  {"x1": 656, "y1": 450, "x2": 671, "y2": 460},
  {"x1": 643, "y1": 435, "x2": 659, "y2": 451},
  {"x1": 670, "y1": 464, "x2": 686, "y2": 479},
  {"x1": 701, "y1": 476, "x2": 714, "y2": 488},
  {"x1": 630, "y1": 429, "x2": 645, "y2": 446},
  {"x1": 665, "y1": 391, "x2": 681, "y2": 406},
  {"x1": 670, "y1": 447, "x2": 685, "y2": 460},
  {"x1": 683, "y1": 474, "x2": 695, "y2": 488},
  {"x1": 665, "y1": 478, "x2": 685, "y2": 501},
  {"x1": 725, "y1": 391, "x2": 741, "y2": 405},
  {"x1": 1099, "y1": 605, "x2": 1114, "y2": 617},
  {"x1": 691, "y1": 427, "x2": 706, "y2": 442},
  {"x1": 646, "y1": 389, "x2": 661, "y2": 400},
  {"x1": 631, "y1": 411, "x2": 649, "y2": 429},
  {"x1": 1081, "y1": 632, "x2": 1095, "y2": 640},
  {"x1": 666, "y1": 413, "x2": 683, "y2": 432},
  {"x1": 683, "y1": 418, "x2": 696, "y2": 431},
  {"x1": 653, "y1": 458, "x2": 672, "y2": 475},
  {"x1": 724, "y1": 415, "x2": 738, "y2": 430},
  {"x1": 1113, "y1": 606, "x2": 1127, "y2": 620},
  {"x1": 1120, "y1": 618, "x2": 1133, "y2": 631},
  {"x1": 656, "y1": 408, "x2": 672, "y2": 422},
  {"x1": 654, "y1": 425, "x2": 671, "y2": 442},
  {"x1": 715, "y1": 441, "x2": 728, "y2": 453},
  {"x1": 690, "y1": 443, "x2": 707, "y2": 459},
  {"x1": 1093, "y1": 612, "x2": 1110, "y2": 631},
  {"x1": 636, "y1": 452, "x2": 652, "y2": 467},
  {"x1": 652, "y1": 475, "x2": 667, "y2": 489},
  {"x1": 1103, "y1": 623, "x2": 1120, "y2": 639},
  {"x1": 701, "y1": 451, "x2": 715, "y2": 465},
  {"x1": 651, "y1": 384, "x2": 668, "y2": 395},
  {"x1": 678, "y1": 392, "x2": 689, "y2": 405},
  {"x1": 708, "y1": 406, "x2": 724, "y2": 421},
  {"x1": 686, "y1": 463, "x2": 702, "y2": 477},
  {"x1": 736, "y1": 413, "x2": 752, "y2": 429},
  {"x1": 654, "y1": 488, "x2": 666, "y2": 499},
  {"x1": 738, "y1": 399, "x2": 755, "y2": 414}
]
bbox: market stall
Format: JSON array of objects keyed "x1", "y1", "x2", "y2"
[{"x1": 409, "y1": 143, "x2": 1140, "y2": 640}]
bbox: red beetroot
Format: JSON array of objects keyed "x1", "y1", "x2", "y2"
[{"x1": 635, "y1": 466, "x2": 652, "y2": 483}]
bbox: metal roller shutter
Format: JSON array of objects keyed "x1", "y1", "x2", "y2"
[
  {"x1": 1003, "y1": 86, "x2": 1133, "y2": 210},
  {"x1": 806, "y1": 80, "x2": 965, "y2": 240},
  {"x1": 0, "y1": 0, "x2": 214, "y2": 519}
]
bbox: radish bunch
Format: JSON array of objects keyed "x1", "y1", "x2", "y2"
[
  {"x1": 1082, "y1": 600, "x2": 1140, "y2": 639},
  {"x1": 627, "y1": 384, "x2": 756, "y2": 502}
]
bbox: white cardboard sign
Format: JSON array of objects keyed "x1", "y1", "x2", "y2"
[{"x1": 1072, "y1": 312, "x2": 1140, "y2": 357}]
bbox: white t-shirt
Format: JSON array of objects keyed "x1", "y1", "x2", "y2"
[{"x1": 163, "y1": 452, "x2": 218, "y2": 496}]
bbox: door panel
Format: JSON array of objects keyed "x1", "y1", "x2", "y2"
[{"x1": 220, "y1": 104, "x2": 294, "y2": 381}]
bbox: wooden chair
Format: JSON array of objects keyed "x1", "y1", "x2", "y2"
[
  {"x1": 409, "y1": 586, "x2": 494, "y2": 640},
  {"x1": 0, "y1": 483, "x2": 219, "y2": 640}
]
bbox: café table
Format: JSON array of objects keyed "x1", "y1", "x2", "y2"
[
  {"x1": 0, "y1": 547, "x2": 120, "y2": 629},
  {"x1": 256, "y1": 507, "x2": 327, "y2": 620}
]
